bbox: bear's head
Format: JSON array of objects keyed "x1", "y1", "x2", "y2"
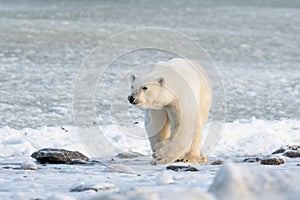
[{"x1": 127, "y1": 74, "x2": 175, "y2": 110}]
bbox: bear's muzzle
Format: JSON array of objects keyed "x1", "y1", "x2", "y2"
[{"x1": 127, "y1": 95, "x2": 137, "y2": 105}]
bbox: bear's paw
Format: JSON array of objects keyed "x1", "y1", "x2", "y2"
[{"x1": 176, "y1": 153, "x2": 208, "y2": 164}]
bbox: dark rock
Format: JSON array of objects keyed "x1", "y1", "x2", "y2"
[
  {"x1": 272, "y1": 145, "x2": 300, "y2": 154},
  {"x1": 70, "y1": 183, "x2": 118, "y2": 192},
  {"x1": 243, "y1": 157, "x2": 261, "y2": 163},
  {"x1": 116, "y1": 152, "x2": 144, "y2": 159},
  {"x1": 211, "y1": 160, "x2": 223, "y2": 165},
  {"x1": 288, "y1": 145, "x2": 300, "y2": 150},
  {"x1": 166, "y1": 165, "x2": 199, "y2": 172},
  {"x1": 261, "y1": 157, "x2": 284, "y2": 165},
  {"x1": 31, "y1": 148, "x2": 89, "y2": 164},
  {"x1": 272, "y1": 147, "x2": 286, "y2": 154},
  {"x1": 282, "y1": 150, "x2": 300, "y2": 158}
]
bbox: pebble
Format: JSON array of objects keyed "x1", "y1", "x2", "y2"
[{"x1": 211, "y1": 160, "x2": 223, "y2": 165}]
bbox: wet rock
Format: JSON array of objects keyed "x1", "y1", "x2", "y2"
[
  {"x1": 70, "y1": 183, "x2": 118, "y2": 192},
  {"x1": 283, "y1": 150, "x2": 300, "y2": 158},
  {"x1": 211, "y1": 160, "x2": 223, "y2": 165},
  {"x1": 260, "y1": 157, "x2": 284, "y2": 165},
  {"x1": 243, "y1": 157, "x2": 261, "y2": 163},
  {"x1": 31, "y1": 148, "x2": 89, "y2": 164},
  {"x1": 116, "y1": 152, "x2": 144, "y2": 159},
  {"x1": 166, "y1": 164, "x2": 199, "y2": 172}
]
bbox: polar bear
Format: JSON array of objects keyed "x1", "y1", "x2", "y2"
[{"x1": 127, "y1": 58, "x2": 212, "y2": 165}]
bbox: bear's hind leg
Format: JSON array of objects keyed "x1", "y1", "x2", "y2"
[{"x1": 177, "y1": 112, "x2": 209, "y2": 164}]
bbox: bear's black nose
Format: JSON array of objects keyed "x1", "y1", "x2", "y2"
[{"x1": 128, "y1": 95, "x2": 135, "y2": 104}]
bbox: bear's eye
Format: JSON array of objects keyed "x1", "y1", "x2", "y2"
[
  {"x1": 131, "y1": 86, "x2": 133, "y2": 89},
  {"x1": 142, "y1": 86, "x2": 148, "y2": 90}
]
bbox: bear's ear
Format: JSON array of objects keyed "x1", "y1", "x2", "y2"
[
  {"x1": 130, "y1": 74, "x2": 136, "y2": 82},
  {"x1": 156, "y1": 77, "x2": 165, "y2": 86}
]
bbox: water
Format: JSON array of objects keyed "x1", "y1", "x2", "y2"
[{"x1": 0, "y1": 0, "x2": 299, "y2": 129}]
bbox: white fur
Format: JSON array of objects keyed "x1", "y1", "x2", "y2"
[{"x1": 129, "y1": 58, "x2": 212, "y2": 164}]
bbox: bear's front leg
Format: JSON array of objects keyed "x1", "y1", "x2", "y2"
[
  {"x1": 151, "y1": 139, "x2": 186, "y2": 165},
  {"x1": 151, "y1": 140, "x2": 174, "y2": 165}
]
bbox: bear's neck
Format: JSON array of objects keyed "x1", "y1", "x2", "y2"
[{"x1": 165, "y1": 101, "x2": 181, "y2": 131}]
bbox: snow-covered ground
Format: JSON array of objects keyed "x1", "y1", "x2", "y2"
[
  {"x1": 0, "y1": 0, "x2": 299, "y2": 199},
  {"x1": 0, "y1": 119, "x2": 299, "y2": 199}
]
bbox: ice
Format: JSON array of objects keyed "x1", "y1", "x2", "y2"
[
  {"x1": 0, "y1": 0, "x2": 299, "y2": 199},
  {"x1": 0, "y1": 1, "x2": 299, "y2": 129}
]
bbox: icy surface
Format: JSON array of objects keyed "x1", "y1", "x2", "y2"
[
  {"x1": 0, "y1": 0, "x2": 299, "y2": 199},
  {"x1": 0, "y1": 0, "x2": 299, "y2": 129}
]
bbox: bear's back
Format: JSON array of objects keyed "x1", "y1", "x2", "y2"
[{"x1": 153, "y1": 58, "x2": 211, "y2": 101}]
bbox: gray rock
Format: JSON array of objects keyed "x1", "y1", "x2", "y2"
[
  {"x1": 31, "y1": 148, "x2": 89, "y2": 164},
  {"x1": 243, "y1": 157, "x2": 261, "y2": 163},
  {"x1": 272, "y1": 145, "x2": 300, "y2": 154},
  {"x1": 211, "y1": 160, "x2": 223, "y2": 165},
  {"x1": 166, "y1": 164, "x2": 199, "y2": 172},
  {"x1": 272, "y1": 147, "x2": 287, "y2": 154},
  {"x1": 260, "y1": 157, "x2": 284, "y2": 165},
  {"x1": 116, "y1": 152, "x2": 144, "y2": 159},
  {"x1": 288, "y1": 145, "x2": 300, "y2": 150},
  {"x1": 283, "y1": 150, "x2": 300, "y2": 158},
  {"x1": 70, "y1": 183, "x2": 118, "y2": 192}
]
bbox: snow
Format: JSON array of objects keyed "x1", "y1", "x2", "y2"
[
  {"x1": 0, "y1": 120, "x2": 299, "y2": 199},
  {"x1": 155, "y1": 170, "x2": 174, "y2": 185},
  {"x1": 1, "y1": 119, "x2": 299, "y2": 159},
  {"x1": 20, "y1": 160, "x2": 38, "y2": 170},
  {"x1": 0, "y1": 0, "x2": 299, "y2": 199},
  {"x1": 209, "y1": 162, "x2": 300, "y2": 200},
  {"x1": 211, "y1": 119, "x2": 300, "y2": 157}
]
